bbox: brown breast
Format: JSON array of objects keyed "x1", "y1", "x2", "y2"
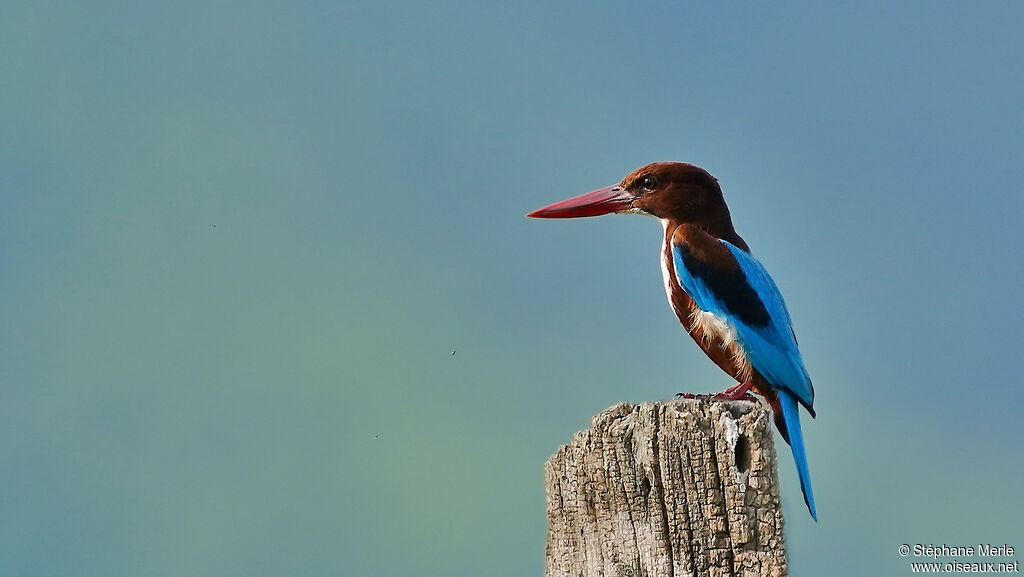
[{"x1": 660, "y1": 222, "x2": 752, "y2": 383}]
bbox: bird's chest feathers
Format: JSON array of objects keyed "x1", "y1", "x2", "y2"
[
  {"x1": 659, "y1": 224, "x2": 697, "y2": 324},
  {"x1": 661, "y1": 256, "x2": 738, "y2": 346},
  {"x1": 689, "y1": 308, "x2": 740, "y2": 348},
  {"x1": 659, "y1": 227, "x2": 752, "y2": 379}
]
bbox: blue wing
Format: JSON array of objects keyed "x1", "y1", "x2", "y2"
[
  {"x1": 673, "y1": 234, "x2": 818, "y2": 519},
  {"x1": 671, "y1": 239, "x2": 814, "y2": 408}
]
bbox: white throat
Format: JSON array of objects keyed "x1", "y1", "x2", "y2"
[{"x1": 658, "y1": 219, "x2": 675, "y2": 305}]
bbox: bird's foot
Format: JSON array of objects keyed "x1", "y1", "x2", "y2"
[
  {"x1": 675, "y1": 381, "x2": 756, "y2": 402},
  {"x1": 711, "y1": 380, "x2": 756, "y2": 401}
]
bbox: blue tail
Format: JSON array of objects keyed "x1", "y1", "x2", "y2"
[{"x1": 778, "y1": 389, "x2": 817, "y2": 521}]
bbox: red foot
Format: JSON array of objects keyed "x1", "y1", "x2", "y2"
[
  {"x1": 675, "y1": 381, "x2": 756, "y2": 402},
  {"x1": 713, "y1": 380, "x2": 755, "y2": 400}
]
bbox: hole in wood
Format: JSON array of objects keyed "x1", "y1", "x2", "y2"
[
  {"x1": 640, "y1": 476, "x2": 651, "y2": 500},
  {"x1": 734, "y1": 433, "x2": 751, "y2": 474}
]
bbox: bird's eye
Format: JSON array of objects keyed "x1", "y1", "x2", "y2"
[{"x1": 640, "y1": 175, "x2": 658, "y2": 191}]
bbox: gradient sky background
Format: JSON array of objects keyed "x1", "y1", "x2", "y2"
[{"x1": 3, "y1": 2, "x2": 1023, "y2": 576}]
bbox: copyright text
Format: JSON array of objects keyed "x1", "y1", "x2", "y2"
[{"x1": 900, "y1": 544, "x2": 1019, "y2": 574}]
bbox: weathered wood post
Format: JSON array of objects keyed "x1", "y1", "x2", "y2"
[{"x1": 544, "y1": 400, "x2": 788, "y2": 577}]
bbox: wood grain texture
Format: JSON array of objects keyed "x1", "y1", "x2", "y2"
[{"x1": 544, "y1": 400, "x2": 787, "y2": 577}]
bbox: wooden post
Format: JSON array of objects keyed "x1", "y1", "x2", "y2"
[{"x1": 544, "y1": 400, "x2": 788, "y2": 577}]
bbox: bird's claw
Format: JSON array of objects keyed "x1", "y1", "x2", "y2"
[
  {"x1": 712, "y1": 390, "x2": 758, "y2": 401},
  {"x1": 675, "y1": 391, "x2": 718, "y2": 400},
  {"x1": 675, "y1": 391, "x2": 757, "y2": 401},
  {"x1": 675, "y1": 381, "x2": 756, "y2": 402}
]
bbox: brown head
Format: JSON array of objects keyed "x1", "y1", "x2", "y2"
[{"x1": 528, "y1": 162, "x2": 741, "y2": 242}]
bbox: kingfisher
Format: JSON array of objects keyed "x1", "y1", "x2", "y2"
[{"x1": 528, "y1": 162, "x2": 817, "y2": 520}]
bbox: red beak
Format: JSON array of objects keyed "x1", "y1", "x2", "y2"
[{"x1": 527, "y1": 185, "x2": 634, "y2": 219}]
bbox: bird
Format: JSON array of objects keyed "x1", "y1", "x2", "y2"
[{"x1": 528, "y1": 162, "x2": 817, "y2": 520}]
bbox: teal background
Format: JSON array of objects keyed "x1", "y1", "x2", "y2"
[{"x1": 3, "y1": 2, "x2": 1023, "y2": 575}]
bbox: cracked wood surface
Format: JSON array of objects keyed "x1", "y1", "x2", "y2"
[{"x1": 544, "y1": 400, "x2": 787, "y2": 577}]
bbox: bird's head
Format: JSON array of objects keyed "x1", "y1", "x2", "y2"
[{"x1": 527, "y1": 162, "x2": 728, "y2": 225}]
